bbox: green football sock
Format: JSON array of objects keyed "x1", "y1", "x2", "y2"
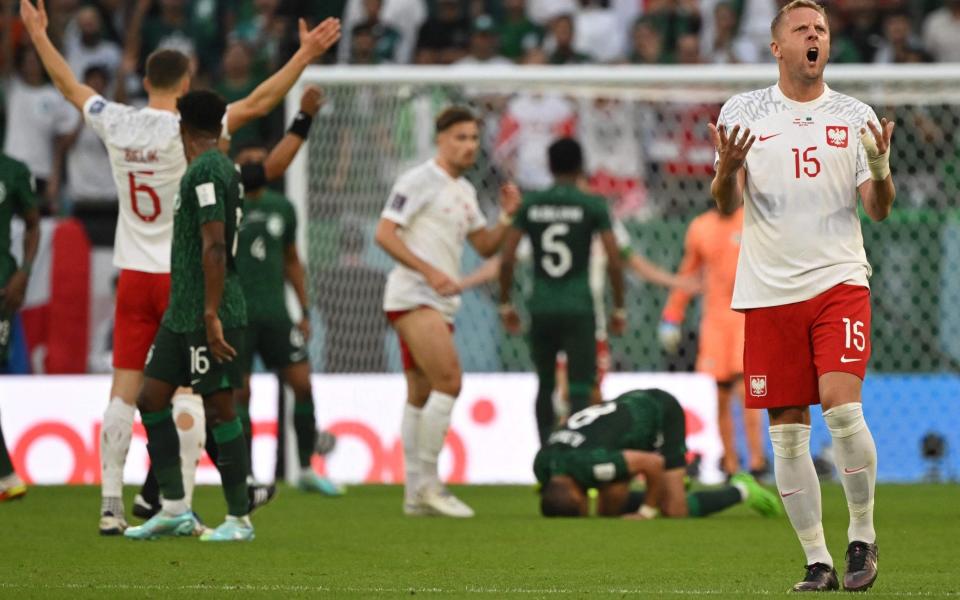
[
  {"x1": 293, "y1": 400, "x2": 317, "y2": 469},
  {"x1": 236, "y1": 404, "x2": 253, "y2": 475},
  {"x1": 212, "y1": 418, "x2": 250, "y2": 517},
  {"x1": 687, "y1": 487, "x2": 743, "y2": 517},
  {"x1": 142, "y1": 408, "x2": 184, "y2": 501},
  {"x1": 0, "y1": 417, "x2": 14, "y2": 478}
]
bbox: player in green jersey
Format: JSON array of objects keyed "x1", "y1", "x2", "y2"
[
  {"x1": 0, "y1": 153, "x2": 39, "y2": 502},
  {"x1": 535, "y1": 389, "x2": 783, "y2": 520},
  {"x1": 126, "y1": 91, "x2": 252, "y2": 542},
  {"x1": 233, "y1": 88, "x2": 342, "y2": 496},
  {"x1": 499, "y1": 138, "x2": 625, "y2": 445}
]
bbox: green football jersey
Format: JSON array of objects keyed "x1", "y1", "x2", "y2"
[
  {"x1": 0, "y1": 154, "x2": 36, "y2": 287},
  {"x1": 237, "y1": 190, "x2": 296, "y2": 321},
  {"x1": 513, "y1": 183, "x2": 612, "y2": 316},
  {"x1": 162, "y1": 149, "x2": 246, "y2": 333}
]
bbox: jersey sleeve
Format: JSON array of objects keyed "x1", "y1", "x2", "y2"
[
  {"x1": 593, "y1": 197, "x2": 613, "y2": 232},
  {"x1": 192, "y1": 166, "x2": 227, "y2": 225},
  {"x1": 82, "y1": 94, "x2": 131, "y2": 141},
  {"x1": 561, "y1": 448, "x2": 631, "y2": 488},
  {"x1": 282, "y1": 200, "x2": 298, "y2": 246},
  {"x1": 381, "y1": 175, "x2": 430, "y2": 227},
  {"x1": 465, "y1": 187, "x2": 487, "y2": 233},
  {"x1": 855, "y1": 106, "x2": 881, "y2": 187}
]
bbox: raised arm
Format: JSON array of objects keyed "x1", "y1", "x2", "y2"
[
  {"x1": 262, "y1": 86, "x2": 324, "y2": 181},
  {"x1": 20, "y1": 0, "x2": 97, "y2": 110},
  {"x1": 225, "y1": 18, "x2": 340, "y2": 135}
]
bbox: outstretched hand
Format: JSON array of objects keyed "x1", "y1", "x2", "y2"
[
  {"x1": 20, "y1": 0, "x2": 49, "y2": 37},
  {"x1": 861, "y1": 117, "x2": 895, "y2": 158},
  {"x1": 298, "y1": 17, "x2": 342, "y2": 61},
  {"x1": 709, "y1": 123, "x2": 755, "y2": 177}
]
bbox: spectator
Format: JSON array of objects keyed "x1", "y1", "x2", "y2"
[
  {"x1": 495, "y1": 92, "x2": 576, "y2": 190},
  {"x1": 455, "y1": 15, "x2": 512, "y2": 65},
  {"x1": 527, "y1": 0, "x2": 577, "y2": 25},
  {"x1": 497, "y1": 0, "x2": 543, "y2": 61},
  {"x1": 629, "y1": 18, "x2": 666, "y2": 64},
  {"x1": 675, "y1": 32, "x2": 704, "y2": 64},
  {"x1": 702, "y1": 2, "x2": 760, "y2": 64},
  {"x1": 215, "y1": 40, "x2": 270, "y2": 151},
  {"x1": 64, "y1": 5, "x2": 122, "y2": 80},
  {"x1": 348, "y1": 23, "x2": 380, "y2": 64},
  {"x1": 415, "y1": 0, "x2": 471, "y2": 64},
  {"x1": 574, "y1": 0, "x2": 627, "y2": 63},
  {"x1": 830, "y1": 0, "x2": 883, "y2": 63},
  {"x1": 875, "y1": 11, "x2": 930, "y2": 64},
  {"x1": 923, "y1": 0, "x2": 960, "y2": 62},
  {"x1": 138, "y1": 0, "x2": 222, "y2": 75},
  {"x1": 545, "y1": 14, "x2": 590, "y2": 64},
  {"x1": 230, "y1": 0, "x2": 288, "y2": 76},
  {"x1": 66, "y1": 65, "x2": 117, "y2": 246},
  {"x1": 642, "y1": 0, "x2": 701, "y2": 63},
  {"x1": 344, "y1": 5, "x2": 402, "y2": 64},
  {"x1": 3, "y1": 45, "x2": 79, "y2": 215},
  {"x1": 339, "y1": 0, "x2": 426, "y2": 64}
]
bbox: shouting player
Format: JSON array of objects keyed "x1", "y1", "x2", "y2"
[
  {"x1": 535, "y1": 389, "x2": 781, "y2": 520},
  {"x1": 125, "y1": 91, "x2": 250, "y2": 542},
  {"x1": 711, "y1": 0, "x2": 894, "y2": 591},
  {"x1": 499, "y1": 137, "x2": 625, "y2": 446},
  {"x1": 659, "y1": 205, "x2": 767, "y2": 479},
  {"x1": 234, "y1": 88, "x2": 342, "y2": 496},
  {"x1": 0, "y1": 153, "x2": 39, "y2": 502},
  {"x1": 20, "y1": 0, "x2": 340, "y2": 534},
  {"x1": 375, "y1": 106, "x2": 520, "y2": 518}
]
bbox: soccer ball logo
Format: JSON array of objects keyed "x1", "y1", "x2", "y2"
[
  {"x1": 749, "y1": 375, "x2": 767, "y2": 397},
  {"x1": 826, "y1": 126, "x2": 848, "y2": 148}
]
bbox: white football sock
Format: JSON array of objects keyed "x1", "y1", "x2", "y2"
[
  {"x1": 172, "y1": 394, "x2": 205, "y2": 509},
  {"x1": 100, "y1": 397, "x2": 135, "y2": 505},
  {"x1": 823, "y1": 403, "x2": 877, "y2": 544},
  {"x1": 401, "y1": 403, "x2": 422, "y2": 502},
  {"x1": 770, "y1": 423, "x2": 832, "y2": 567},
  {"x1": 417, "y1": 391, "x2": 456, "y2": 490},
  {"x1": 160, "y1": 498, "x2": 189, "y2": 516}
]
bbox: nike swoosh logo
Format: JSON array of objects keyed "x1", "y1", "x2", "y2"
[
  {"x1": 780, "y1": 489, "x2": 803, "y2": 498},
  {"x1": 759, "y1": 133, "x2": 782, "y2": 141},
  {"x1": 844, "y1": 465, "x2": 868, "y2": 475},
  {"x1": 190, "y1": 379, "x2": 202, "y2": 386},
  {"x1": 840, "y1": 356, "x2": 862, "y2": 363}
]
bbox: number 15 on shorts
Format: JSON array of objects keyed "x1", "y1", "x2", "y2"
[{"x1": 841, "y1": 317, "x2": 866, "y2": 364}]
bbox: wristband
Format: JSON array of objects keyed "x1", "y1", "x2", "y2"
[
  {"x1": 498, "y1": 212, "x2": 514, "y2": 226},
  {"x1": 288, "y1": 111, "x2": 314, "y2": 139},
  {"x1": 637, "y1": 504, "x2": 659, "y2": 519},
  {"x1": 860, "y1": 129, "x2": 890, "y2": 181}
]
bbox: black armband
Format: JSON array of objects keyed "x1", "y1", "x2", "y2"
[
  {"x1": 240, "y1": 163, "x2": 268, "y2": 192},
  {"x1": 288, "y1": 111, "x2": 313, "y2": 139}
]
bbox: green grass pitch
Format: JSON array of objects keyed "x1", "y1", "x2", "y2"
[{"x1": 1, "y1": 484, "x2": 958, "y2": 598}]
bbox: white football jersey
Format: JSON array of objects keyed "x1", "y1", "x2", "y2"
[
  {"x1": 381, "y1": 160, "x2": 487, "y2": 321},
  {"x1": 83, "y1": 95, "x2": 186, "y2": 273},
  {"x1": 717, "y1": 84, "x2": 876, "y2": 309}
]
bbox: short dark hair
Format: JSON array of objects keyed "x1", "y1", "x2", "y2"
[
  {"x1": 145, "y1": 49, "x2": 191, "y2": 90},
  {"x1": 177, "y1": 90, "x2": 226, "y2": 137},
  {"x1": 83, "y1": 64, "x2": 110, "y2": 84},
  {"x1": 435, "y1": 106, "x2": 478, "y2": 134},
  {"x1": 771, "y1": 0, "x2": 827, "y2": 37},
  {"x1": 540, "y1": 479, "x2": 586, "y2": 517},
  {"x1": 548, "y1": 137, "x2": 583, "y2": 176}
]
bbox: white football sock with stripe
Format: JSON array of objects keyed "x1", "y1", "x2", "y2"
[
  {"x1": 770, "y1": 423, "x2": 832, "y2": 567},
  {"x1": 823, "y1": 403, "x2": 877, "y2": 544},
  {"x1": 100, "y1": 397, "x2": 135, "y2": 511},
  {"x1": 417, "y1": 391, "x2": 456, "y2": 490}
]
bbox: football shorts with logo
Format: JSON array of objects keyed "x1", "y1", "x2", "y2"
[
  {"x1": 242, "y1": 317, "x2": 309, "y2": 373},
  {"x1": 743, "y1": 284, "x2": 871, "y2": 409},
  {"x1": 144, "y1": 325, "x2": 245, "y2": 395}
]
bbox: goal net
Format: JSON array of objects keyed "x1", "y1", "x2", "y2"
[{"x1": 285, "y1": 64, "x2": 960, "y2": 378}]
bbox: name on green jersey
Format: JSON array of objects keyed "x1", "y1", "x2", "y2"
[
  {"x1": 528, "y1": 205, "x2": 584, "y2": 223},
  {"x1": 547, "y1": 430, "x2": 586, "y2": 447}
]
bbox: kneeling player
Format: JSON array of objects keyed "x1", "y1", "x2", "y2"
[{"x1": 534, "y1": 389, "x2": 782, "y2": 519}]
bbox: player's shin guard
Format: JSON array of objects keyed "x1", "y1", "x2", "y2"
[
  {"x1": 172, "y1": 394, "x2": 205, "y2": 508},
  {"x1": 770, "y1": 423, "x2": 832, "y2": 567},
  {"x1": 417, "y1": 391, "x2": 455, "y2": 489},
  {"x1": 142, "y1": 408, "x2": 187, "y2": 514},
  {"x1": 823, "y1": 403, "x2": 877, "y2": 544},
  {"x1": 101, "y1": 397, "x2": 135, "y2": 505},
  {"x1": 293, "y1": 398, "x2": 318, "y2": 469},
  {"x1": 686, "y1": 488, "x2": 743, "y2": 517},
  {"x1": 401, "y1": 403, "x2": 422, "y2": 502},
  {"x1": 0, "y1": 415, "x2": 14, "y2": 478},
  {"x1": 212, "y1": 418, "x2": 250, "y2": 517},
  {"x1": 236, "y1": 404, "x2": 253, "y2": 475}
]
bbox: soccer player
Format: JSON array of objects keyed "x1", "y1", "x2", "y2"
[
  {"x1": 498, "y1": 137, "x2": 625, "y2": 446},
  {"x1": 0, "y1": 153, "x2": 39, "y2": 502},
  {"x1": 123, "y1": 90, "x2": 251, "y2": 542},
  {"x1": 20, "y1": 0, "x2": 340, "y2": 534},
  {"x1": 375, "y1": 106, "x2": 520, "y2": 518},
  {"x1": 535, "y1": 389, "x2": 782, "y2": 520},
  {"x1": 233, "y1": 88, "x2": 342, "y2": 496},
  {"x1": 711, "y1": 1, "x2": 894, "y2": 591},
  {"x1": 659, "y1": 205, "x2": 768, "y2": 479}
]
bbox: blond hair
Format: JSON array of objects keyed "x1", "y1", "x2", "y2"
[{"x1": 771, "y1": 0, "x2": 827, "y2": 37}]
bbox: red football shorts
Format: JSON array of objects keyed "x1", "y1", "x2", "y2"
[
  {"x1": 385, "y1": 308, "x2": 454, "y2": 371},
  {"x1": 556, "y1": 338, "x2": 610, "y2": 385},
  {"x1": 743, "y1": 284, "x2": 871, "y2": 409},
  {"x1": 113, "y1": 269, "x2": 171, "y2": 370}
]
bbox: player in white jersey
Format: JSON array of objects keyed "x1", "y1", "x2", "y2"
[
  {"x1": 375, "y1": 106, "x2": 520, "y2": 518},
  {"x1": 21, "y1": 0, "x2": 341, "y2": 534},
  {"x1": 710, "y1": 1, "x2": 895, "y2": 592}
]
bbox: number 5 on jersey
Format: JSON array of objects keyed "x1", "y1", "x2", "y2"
[{"x1": 541, "y1": 223, "x2": 572, "y2": 277}]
